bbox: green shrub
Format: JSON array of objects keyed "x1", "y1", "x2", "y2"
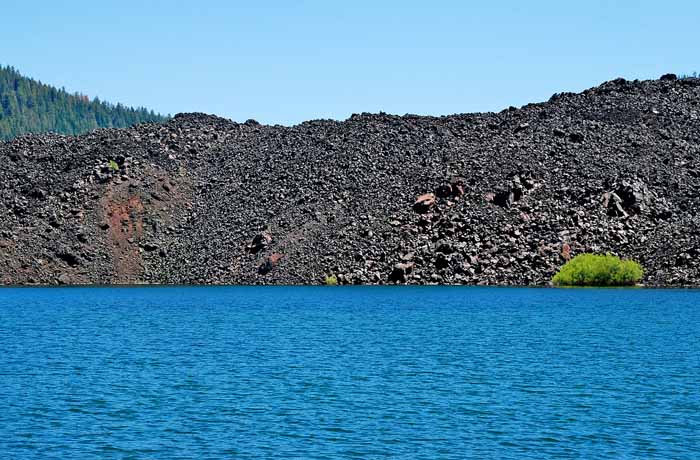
[
  {"x1": 324, "y1": 275, "x2": 338, "y2": 286},
  {"x1": 108, "y1": 160, "x2": 120, "y2": 171},
  {"x1": 552, "y1": 253, "x2": 643, "y2": 286}
]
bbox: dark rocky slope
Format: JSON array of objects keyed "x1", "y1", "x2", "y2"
[{"x1": 1, "y1": 75, "x2": 699, "y2": 285}]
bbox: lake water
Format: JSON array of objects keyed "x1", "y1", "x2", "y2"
[{"x1": 0, "y1": 287, "x2": 698, "y2": 459}]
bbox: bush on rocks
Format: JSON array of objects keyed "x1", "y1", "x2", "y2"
[
  {"x1": 552, "y1": 254, "x2": 643, "y2": 286},
  {"x1": 324, "y1": 275, "x2": 338, "y2": 285}
]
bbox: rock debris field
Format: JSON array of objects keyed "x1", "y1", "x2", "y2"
[{"x1": 1, "y1": 75, "x2": 700, "y2": 285}]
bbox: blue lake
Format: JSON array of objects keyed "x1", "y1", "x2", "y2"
[{"x1": 0, "y1": 287, "x2": 698, "y2": 459}]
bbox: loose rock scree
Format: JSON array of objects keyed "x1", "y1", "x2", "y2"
[{"x1": 1, "y1": 76, "x2": 699, "y2": 285}]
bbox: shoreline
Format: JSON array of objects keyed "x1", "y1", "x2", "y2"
[{"x1": 1, "y1": 283, "x2": 699, "y2": 290}]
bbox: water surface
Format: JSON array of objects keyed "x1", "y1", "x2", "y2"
[{"x1": 0, "y1": 287, "x2": 698, "y2": 459}]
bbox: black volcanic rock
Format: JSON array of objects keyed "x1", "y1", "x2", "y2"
[{"x1": 2, "y1": 76, "x2": 700, "y2": 286}]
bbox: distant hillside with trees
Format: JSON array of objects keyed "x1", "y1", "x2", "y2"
[{"x1": 0, "y1": 65, "x2": 168, "y2": 140}]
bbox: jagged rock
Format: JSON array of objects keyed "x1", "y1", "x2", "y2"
[
  {"x1": 569, "y1": 132, "x2": 585, "y2": 143},
  {"x1": 435, "y1": 253, "x2": 450, "y2": 269},
  {"x1": 435, "y1": 184, "x2": 452, "y2": 199},
  {"x1": 28, "y1": 188, "x2": 47, "y2": 199},
  {"x1": 56, "y1": 252, "x2": 80, "y2": 267},
  {"x1": 389, "y1": 262, "x2": 414, "y2": 283},
  {"x1": 493, "y1": 173, "x2": 529, "y2": 208},
  {"x1": 493, "y1": 188, "x2": 514, "y2": 208},
  {"x1": 614, "y1": 179, "x2": 649, "y2": 214},
  {"x1": 514, "y1": 123, "x2": 530, "y2": 133},
  {"x1": 604, "y1": 179, "x2": 650, "y2": 217},
  {"x1": 142, "y1": 242, "x2": 159, "y2": 252},
  {"x1": 450, "y1": 177, "x2": 466, "y2": 198},
  {"x1": 605, "y1": 192, "x2": 628, "y2": 217},
  {"x1": 259, "y1": 253, "x2": 283, "y2": 275},
  {"x1": 561, "y1": 243, "x2": 571, "y2": 261},
  {"x1": 435, "y1": 241, "x2": 455, "y2": 254},
  {"x1": 248, "y1": 231, "x2": 272, "y2": 254},
  {"x1": 660, "y1": 73, "x2": 677, "y2": 81},
  {"x1": 413, "y1": 193, "x2": 436, "y2": 213}
]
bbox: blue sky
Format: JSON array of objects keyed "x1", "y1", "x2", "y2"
[{"x1": 2, "y1": 1, "x2": 698, "y2": 124}]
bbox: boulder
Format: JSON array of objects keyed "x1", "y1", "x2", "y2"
[
  {"x1": 614, "y1": 179, "x2": 648, "y2": 214},
  {"x1": 493, "y1": 175, "x2": 524, "y2": 208},
  {"x1": 413, "y1": 193, "x2": 436, "y2": 213},
  {"x1": 389, "y1": 262, "x2": 414, "y2": 283},
  {"x1": 450, "y1": 177, "x2": 466, "y2": 197},
  {"x1": 248, "y1": 231, "x2": 272, "y2": 253},
  {"x1": 56, "y1": 251, "x2": 80, "y2": 267},
  {"x1": 569, "y1": 132, "x2": 585, "y2": 143},
  {"x1": 660, "y1": 73, "x2": 678, "y2": 81},
  {"x1": 435, "y1": 184, "x2": 452, "y2": 199},
  {"x1": 435, "y1": 253, "x2": 450, "y2": 269},
  {"x1": 259, "y1": 253, "x2": 283, "y2": 275},
  {"x1": 142, "y1": 242, "x2": 160, "y2": 252},
  {"x1": 435, "y1": 241, "x2": 455, "y2": 254},
  {"x1": 605, "y1": 179, "x2": 649, "y2": 216},
  {"x1": 605, "y1": 192, "x2": 628, "y2": 217}
]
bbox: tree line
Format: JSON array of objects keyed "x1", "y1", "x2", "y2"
[{"x1": 0, "y1": 65, "x2": 168, "y2": 140}]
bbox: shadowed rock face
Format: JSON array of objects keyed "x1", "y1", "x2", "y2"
[{"x1": 2, "y1": 77, "x2": 700, "y2": 286}]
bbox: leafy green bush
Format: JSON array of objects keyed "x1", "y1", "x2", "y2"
[
  {"x1": 324, "y1": 275, "x2": 338, "y2": 286},
  {"x1": 552, "y1": 253, "x2": 643, "y2": 286},
  {"x1": 108, "y1": 160, "x2": 120, "y2": 171}
]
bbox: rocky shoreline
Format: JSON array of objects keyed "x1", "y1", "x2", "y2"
[{"x1": 1, "y1": 75, "x2": 700, "y2": 286}]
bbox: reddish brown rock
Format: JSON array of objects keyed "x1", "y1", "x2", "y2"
[{"x1": 259, "y1": 253, "x2": 284, "y2": 275}]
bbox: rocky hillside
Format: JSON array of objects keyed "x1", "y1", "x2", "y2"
[{"x1": 1, "y1": 74, "x2": 699, "y2": 286}]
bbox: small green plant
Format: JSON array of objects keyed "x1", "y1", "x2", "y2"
[
  {"x1": 108, "y1": 160, "x2": 120, "y2": 171},
  {"x1": 324, "y1": 275, "x2": 338, "y2": 286},
  {"x1": 552, "y1": 253, "x2": 643, "y2": 287}
]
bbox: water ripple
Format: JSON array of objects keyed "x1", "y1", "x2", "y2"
[{"x1": 0, "y1": 286, "x2": 699, "y2": 459}]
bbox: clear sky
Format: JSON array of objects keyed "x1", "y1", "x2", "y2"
[{"x1": 2, "y1": 1, "x2": 698, "y2": 125}]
